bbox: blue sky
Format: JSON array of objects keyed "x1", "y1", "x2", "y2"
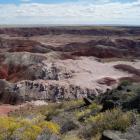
[
  {"x1": 0, "y1": 0, "x2": 79, "y2": 4},
  {"x1": 0, "y1": 0, "x2": 137, "y2": 4},
  {"x1": 0, "y1": 0, "x2": 140, "y2": 25}
]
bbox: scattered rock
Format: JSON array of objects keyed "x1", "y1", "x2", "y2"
[
  {"x1": 101, "y1": 120, "x2": 140, "y2": 140},
  {"x1": 61, "y1": 121, "x2": 79, "y2": 134},
  {"x1": 101, "y1": 130, "x2": 121, "y2": 140}
]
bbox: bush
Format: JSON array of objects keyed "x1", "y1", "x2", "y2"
[
  {"x1": 75, "y1": 108, "x2": 91, "y2": 119},
  {"x1": 39, "y1": 121, "x2": 60, "y2": 134},
  {"x1": 86, "y1": 108, "x2": 134, "y2": 135},
  {"x1": 120, "y1": 80, "x2": 131, "y2": 87},
  {"x1": 75, "y1": 103, "x2": 102, "y2": 119},
  {"x1": 0, "y1": 116, "x2": 60, "y2": 140},
  {"x1": 62, "y1": 134, "x2": 81, "y2": 140},
  {"x1": 88, "y1": 103, "x2": 102, "y2": 110},
  {"x1": 61, "y1": 99, "x2": 84, "y2": 110}
]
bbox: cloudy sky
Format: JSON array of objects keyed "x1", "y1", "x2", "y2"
[{"x1": 0, "y1": 0, "x2": 140, "y2": 25}]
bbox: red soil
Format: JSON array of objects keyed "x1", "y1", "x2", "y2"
[
  {"x1": 97, "y1": 77, "x2": 117, "y2": 86},
  {"x1": 0, "y1": 64, "x2": 27, "y2": 82},
  {"x1": 0, "y1": 64, "x2": 8, "y2": 79},
  {"x1": 114, "y1": 64, "x2": 140, "y2": 76},
  {"x1": 0, "y1": 105, "x2": 18, "y2": 116},
  {"x1": 114, "y1": 64, "x2": 140, "y2": 83}
]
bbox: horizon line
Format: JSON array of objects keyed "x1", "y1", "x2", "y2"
[{"x1": 0, "y1": 23, "x2": 140, "y2": 28}]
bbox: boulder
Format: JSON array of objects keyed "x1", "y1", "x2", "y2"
[{"x1": 101, "y1": 130, "x2": 121, "y2": 140}]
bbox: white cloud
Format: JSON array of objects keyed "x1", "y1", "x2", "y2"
[{"x1": 0, "y1": 0, "x2": 140, "y2": 25}]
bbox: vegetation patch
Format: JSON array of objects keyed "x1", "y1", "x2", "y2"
[
  {"x1": 0, "y1": 116, "x2": 60, "y2": 140},
  {"x1": 2, "y1": 83, "x2": 140, "y2": 140}
]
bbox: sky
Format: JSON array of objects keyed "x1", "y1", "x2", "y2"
[{"x1": 0, "y1": 0, "x2": 140, "y2": 25}]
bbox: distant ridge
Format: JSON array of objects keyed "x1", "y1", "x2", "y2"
[{"x1": 0, "y1": 24, "x2": 140, "y2": 28}]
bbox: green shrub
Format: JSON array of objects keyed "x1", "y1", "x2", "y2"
[
  {"x1": 86, "y1": 108, "x2": 134, "y2": 135},
  {"x1": 75, "y1": 109, "x2": 91, "y2": 119},
  {"x1": 75, "y1": 103, "x2": 102, "y2": 119},
  {"x1": 62, "y1": 134, "x2": 81, "y2": 140},
  {"x1": 136, "y1": 87, "x2": 140, "y2": 94},
  {"x1": 120, "y1": 80, "x2": 131, "y2": 87},
  {"x1": 88, "y1": 103, "x2": 102, "y2": 110},
  {"x1": 61, "y1": 99, "x2": 84, "y2": 110}
]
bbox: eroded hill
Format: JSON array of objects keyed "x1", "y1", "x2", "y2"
[{"x1": 0, "y1": 26, "x2": 140, "y2": 104}]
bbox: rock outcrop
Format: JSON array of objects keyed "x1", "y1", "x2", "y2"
[
  {"x1": 0, "y1": 79, "x2": 99, "y2": 104},
  {"x1": 0, "y1": 52, "x2": 73, "y2": 82}
]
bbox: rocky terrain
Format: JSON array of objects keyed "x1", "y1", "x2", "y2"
[
  {"x1": 0, "y1": 26, "x2": 140, "y2": 140},
  {"x1": 1, "y1": 81, "x2": 140, "y2": 140},
  {"x1": 0, "y1": 26, "x2": 140, "y2": 104}
]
